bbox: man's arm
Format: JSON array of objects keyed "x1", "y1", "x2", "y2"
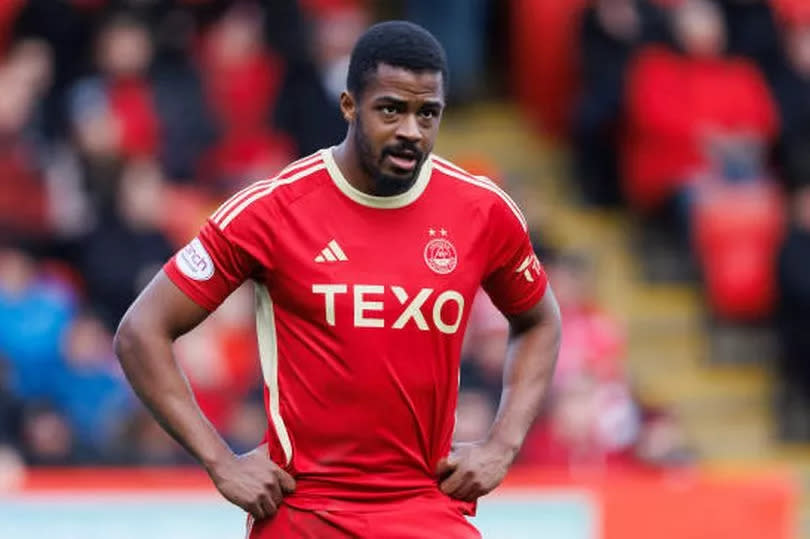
[
  {"x1": 114, "y1": 271, "x2": 294, "y2": 519},
  {"x1": 489, "y1": 286, "x2": 561, "y2": 458},
  {"x1": 438, "y1": 287, "x2": 561, "y2": 501}
]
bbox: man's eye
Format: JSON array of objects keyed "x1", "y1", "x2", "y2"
[
  {"x1": 420, "y1": 110, "x2": 437, "y2": 119},
  {"x1": 381, "y1": 106, "x2": 398, "y2": 116}
]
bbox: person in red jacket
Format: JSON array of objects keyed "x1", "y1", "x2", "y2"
[{"x1": 622, "y1": 0, "x2": 778, "y2": 213}]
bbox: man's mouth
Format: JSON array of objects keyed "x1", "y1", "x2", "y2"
[{"x1": 385, "y1": 151, "x2": 420, "y2": 172}]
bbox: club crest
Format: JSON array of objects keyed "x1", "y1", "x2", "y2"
[{"x1": 424, "y1": 237, "x2": 457, "y2": 274}]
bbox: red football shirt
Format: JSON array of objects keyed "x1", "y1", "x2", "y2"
[{"x1": 164, "y1": 149, "x2": 547, "y2": 511}]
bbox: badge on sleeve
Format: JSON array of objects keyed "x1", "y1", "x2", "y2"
[{"x1": 177, "y1": 238, "x2": 215, "y2": 281}]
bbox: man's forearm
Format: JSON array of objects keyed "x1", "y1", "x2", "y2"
[
  {"x1": 114, "y1": 274, "x2": 294, "y2": 519},
  {"x1": 114, "y1": 320, "x2": 233, "y2": 470},
  {"x1": 488, "y1": 294, "x2": 561, "y2": 459}
]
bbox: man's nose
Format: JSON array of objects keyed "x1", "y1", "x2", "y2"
[{"x1": 396, "y1": 114, "x2": 422, "y2": 143}]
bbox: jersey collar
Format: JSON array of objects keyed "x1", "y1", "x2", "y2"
[{"x1": 321, "y1": 147, "x2": 432, "y2": 209}]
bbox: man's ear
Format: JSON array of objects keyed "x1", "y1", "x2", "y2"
[{"x1": 339, "y1": 91, "x2": 356, "y2": 123}]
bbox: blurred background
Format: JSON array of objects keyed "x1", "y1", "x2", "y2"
[{"x1": 0, "y1": 0, "x2": 807, "y2": 537}]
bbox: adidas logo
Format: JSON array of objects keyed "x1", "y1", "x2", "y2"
[{"x1": 314, "y1": 240, "x2": 348, "y2": 263}]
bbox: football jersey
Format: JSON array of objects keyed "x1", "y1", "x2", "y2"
[{"x1": 164, "y1": 148, "x2": 547, "y2": 511}]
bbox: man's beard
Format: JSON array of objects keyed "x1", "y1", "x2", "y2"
[{"x1": 355, "y1": 117, "x2": 423, "y2": 196}]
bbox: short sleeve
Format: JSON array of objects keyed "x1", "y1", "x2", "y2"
[
  {"x1": 163, "y1": 218, "x2": 258, "y2": 311},
  {"x1": 481, "y1": 200, "x2": 547, "y2": 315}
]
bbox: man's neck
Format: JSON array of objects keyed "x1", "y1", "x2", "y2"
[{"x1": 331, "y1": 140, "x2": 376, "y2": 196}]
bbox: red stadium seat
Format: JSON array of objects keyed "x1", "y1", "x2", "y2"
[{"x1": 693, "y1": 181, "x2": 785, "y2": 320}]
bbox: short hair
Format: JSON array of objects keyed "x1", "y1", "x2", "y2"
[{"x1": 346, "y1": 21, "x2": 448, "y2": 98}]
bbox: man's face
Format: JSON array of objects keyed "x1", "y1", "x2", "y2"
[{"x1": 345, "y1": 63, "x2": 444, "y2": 195}]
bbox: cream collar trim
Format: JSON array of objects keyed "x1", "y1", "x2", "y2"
[{"x1": 321, "y1": 147, "x2": 432, "y2": 209}]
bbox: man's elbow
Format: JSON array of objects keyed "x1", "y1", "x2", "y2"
[
  {"x1": 113, "y1": 309, "x2": 147, "y2": 364},
  {"x1": 114, "y1": 319, "x2": 133, "y2": 362}
]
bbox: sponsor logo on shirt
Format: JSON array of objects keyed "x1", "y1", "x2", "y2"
[
  {"x1": 424, "y1": 228, "x2": 457, "y2": 274},
  {"x1": 177, "y1": 238, "x2": 214, "y2": 281},
  {"x1": 312, "y1": 284, "x2": 465, "y2": 334}
]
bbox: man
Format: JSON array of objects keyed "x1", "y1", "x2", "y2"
[{"x1": 114, "y1": 21, "x2": 560, "y2": 538}]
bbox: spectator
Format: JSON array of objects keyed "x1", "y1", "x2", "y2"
[
  {"x1": 72, "y1": 159, "x2": 174, "y2": 330},
  {"x1": 720, "y1": 0, "x2": 782, "y2": 73},
  {"x1": 548, "y1": 252, "x2": 625, "y2": 387},
  {"x1": 518, "y1": 374, "x2": 642, "y2": 469},
  {"x1": 770, "y1": 22, "x2": 810, "y2": 192},
  {"x1": 0, "y1": 40, "x2": 54, "y2": 240},
  {"x1": 405, "y1": 0, "x2": 488, "y2": 102},
  {"x1": 13, "y1": 0, "x2": 103, "y2": 140},
  {"x1": 572, "y1": 0, "x2": 667, "y2": 207},
  {"x1": 62, "y1": 68, "x2": 124, "y2": 225},
  {"x1": 776, "y1": 185, "x2": 810, "y2": 440},
  {"x1": 6, "y1": 37, "x2": 54, "y2": 152},
  {"x1": 92, "y1": 13, "x2": 161, "y2": 159},
  {"x1": 57, "y1": 15, "x2": 158, "y2": 232},
  {"x1": 62, "y1": 11, "x2": 211, "y2": 199},
  {"x1": 198, "y1": 2, "x2": 293, "y2": 191},
  {"x1": 20, "y1": 402, "x2": 75, "y2": 465},
  {"x1": 150, "y1": 7, "x2": 217, "y2": 181},
  {"x1": 0, "y1": 247, "x2": 75, "y2": 400},
  {"x1": 53, "y1": 311, "x2": 135, "y2": 460},
  {"x1": 264, "y1": 0, "x2": 310, "y2": 66},
  {"x1": 200, "y1": 2, "x2": 282, "y2": 136},
  {"x1": 273, "y1": 2, "x2": 366, "y2": 156},
  {"x1": 621, "y1": 0, "x2": 778, "y2": 214}
]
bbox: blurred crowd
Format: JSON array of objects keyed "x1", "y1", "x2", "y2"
[
  {"x1": 516, "y1": 0, "x2": 804, "y2": 318},
  {"x1": 0, "y1": 0, "x2": 535, "y2": 473},
  {"x1": 7, "y1": 0, "x2": 806, "y2": 476},
  {"x1": 0, "y1": 0, "x2": 372, "y2": 471},
  {"x1": 510, "y1": 0, "x2": 810, "y2": 446},
  {"x1": 457, "y1": 246, "x2": 693, "y2": 470}
]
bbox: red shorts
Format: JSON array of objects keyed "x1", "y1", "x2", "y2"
[{"x1": 247, "y1": 501, "x2": 481, "y2": 538}]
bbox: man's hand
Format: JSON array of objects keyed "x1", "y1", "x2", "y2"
[
  {"x1": 206, "y1": 444, "x2": 296, "y2": 520},
  {"x1": 435, "y1": 440, "x2": 514, "y2": 502}
]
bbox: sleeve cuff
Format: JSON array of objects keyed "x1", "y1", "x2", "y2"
[
  {"x1": 498, "y1": 280, "x2": 547, "y2": 316},
  {"x1": 163, "y1": 260, "x2": 219, "y2": 312}
]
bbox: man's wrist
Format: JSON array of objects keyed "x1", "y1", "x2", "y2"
[
  {"x1": 485, "y1": 433, "x2": 521, "y2": 464},
  {"x1": 201, "y1": 445, "x2": 236, "y2": 475}
]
